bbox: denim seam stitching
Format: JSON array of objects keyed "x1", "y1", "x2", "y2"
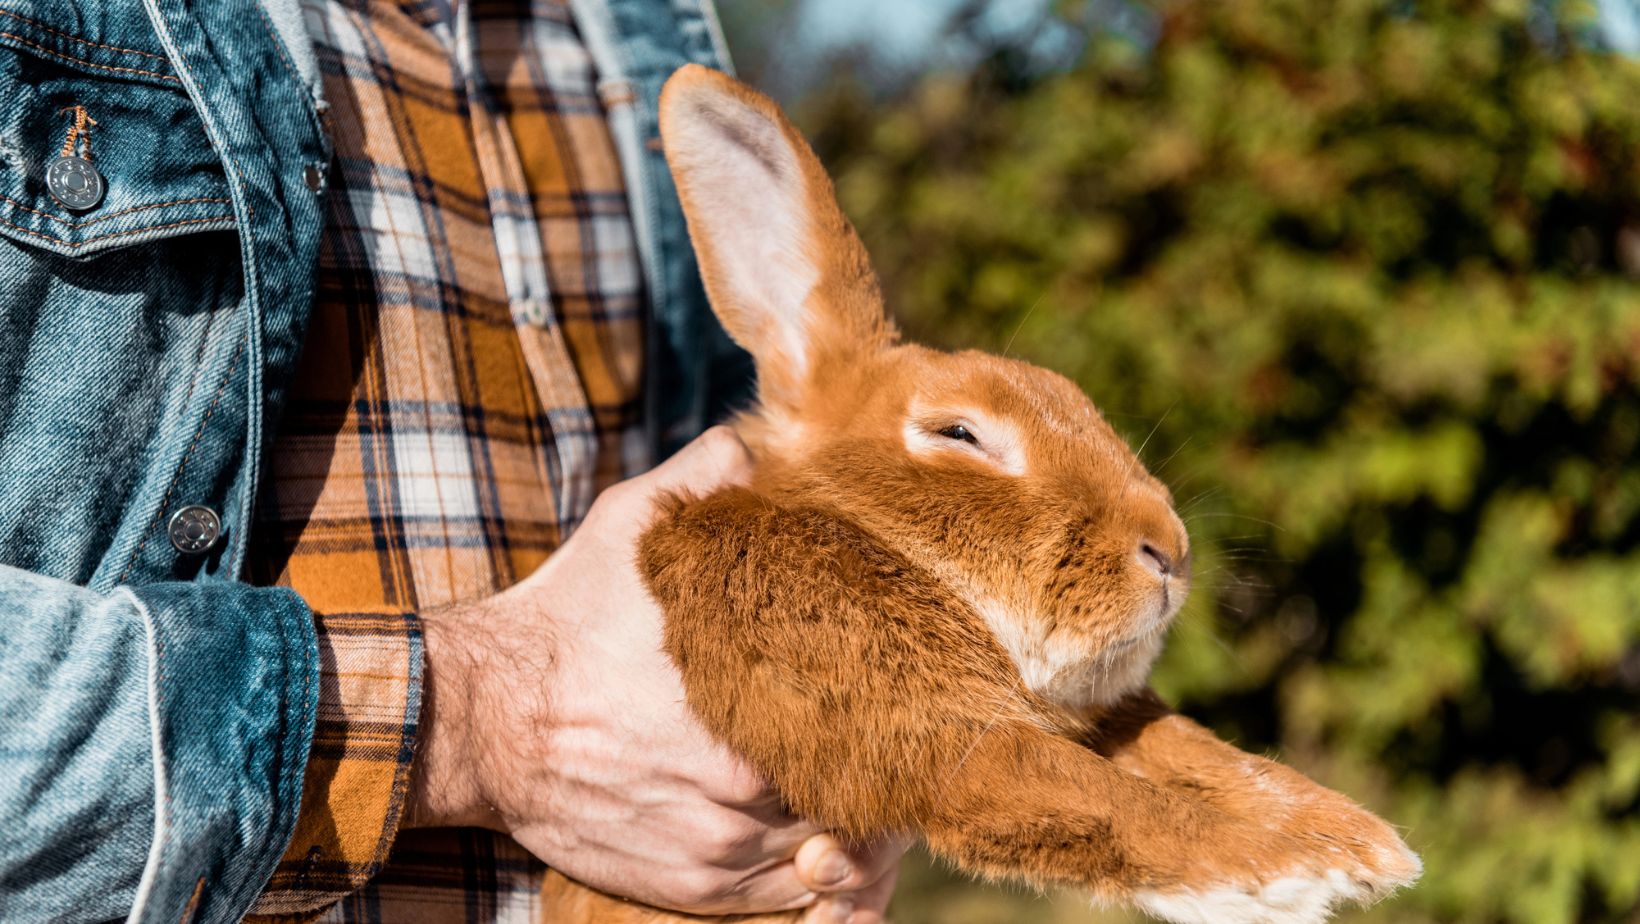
[
  {"x1": 288, "y1": 602, "x2": 317, "y2": 913},
  {"x1": 249, "y1": 2, "x2": 302, "y2": 86},
  {"x1": 0, "y1": 7, "x2": 171, "y2": 63},
  {"x1": 0, "y1": 30, "x2": 179, "y2": 81},
  {"x1": 249, "y1": 1, "x2": 330, "y2": 152},
  {"x1": 227, "y1": 158, "x2": 255, "y2": 220},
  {"x1": 0, "y1": 193, "x2": 233, "y2": 228},
  {"x1": 123, "y1": 587, "x2": 172, "y2": 922},
  {"x1": 0, "y1": 213, "x2": 234, "y2": 247},
  {"x1": 243, "y1": 594, "x2": 318, "y2": 915},
  {"x1": 115, "y1": 331, "x2": 249, "y2": 585},
  {"x1": 138, "y1": 0, "x2": 269, "y2": 585}
]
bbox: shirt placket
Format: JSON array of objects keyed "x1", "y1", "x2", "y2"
[{"x1": 447, "y1": 1, "x2": 601, "y2": 531}]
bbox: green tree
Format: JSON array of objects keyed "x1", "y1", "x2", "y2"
[{"x1": 797, "y1": 1, "x2": 1640, "y2": 920}]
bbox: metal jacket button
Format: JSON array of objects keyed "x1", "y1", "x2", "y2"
[
  {"x1": 168, "y1": 505, "x2": 222, "y2": 554},
  {"x1": 46, "y1": 155, "x2": 105, "y2": 211}
]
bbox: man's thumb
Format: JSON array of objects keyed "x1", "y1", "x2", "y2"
[{"x1": 642, "y1": 425, "x2": 754, "y2": 497}]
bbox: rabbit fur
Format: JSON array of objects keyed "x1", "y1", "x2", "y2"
[{"x1": 537, "y1": 64, "x2": 1421, "y2": 924}]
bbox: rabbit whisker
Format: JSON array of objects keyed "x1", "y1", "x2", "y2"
[
  {"x1": 1121, "y1": 402, "x2": 1176, "y2": 497},
  {"x1": 941, "y1": 693, "x2": 1023, "y2": 790},
  {"x1": 1186, "y1": 512, "x2": 1287, "y2": 532},
  {"x1": 1175, "y1": 484, "x2": 1224, "y2": 515},
  {"x1": 1151, "y1": 436, "x2": 1193, "y2": 479},
  {"x1": 1002, "y1": 291, "x2": 1048, "y2": 358}
]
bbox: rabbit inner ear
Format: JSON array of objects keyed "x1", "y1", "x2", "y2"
[{"x1": 664, "y1": 87, "x2": 821, "y2": 394}]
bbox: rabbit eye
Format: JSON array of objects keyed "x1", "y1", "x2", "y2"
[{"x1": 939, "y1": 424, "x2": 980, "y2": 446}]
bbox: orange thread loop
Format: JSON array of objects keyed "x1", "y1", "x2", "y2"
[{"x1": 56, "y1": 105, "x2": 97, "y2": 160}]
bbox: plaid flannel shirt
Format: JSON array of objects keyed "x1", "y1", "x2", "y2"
[{"x1": 246, "y1": 0, "x2": 647, "y2": 918}]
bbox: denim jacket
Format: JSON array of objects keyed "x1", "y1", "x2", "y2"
[{"x1": 0, "y1": 1, "x2": 740, "y2": 921}]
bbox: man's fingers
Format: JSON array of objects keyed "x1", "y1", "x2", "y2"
[
  {"x1": 796, "y1": 834, "x2": 909, "y2": 924},
  {"x1": 795, "y1": 834, "x2": 860, "y2": 892},
  {"x1": 800, "y1": 853, "x2": 903, "y2": 924},
  {"x1": 702, "y1": 859, "x2": 818, "y2": 915},
  {"x1": 839, "y1": 858, "x2": 903, "y2": 924},
  {"x1": 793, "y1": 833, "x2": 911, "y2": 894},
  {"x1": 682, "y1": 832, "x2": 909, "y2": 919},
  {"x1": 801, "y1": 865, "x2": 902, "y2": 924},
  {"x1": 803, "y1": 894, "x2": 857, "y2": 924}
]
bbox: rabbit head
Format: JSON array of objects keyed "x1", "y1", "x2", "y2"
[{"x1": 660, "y1": 66, "x2": 1189, "y2": 711}]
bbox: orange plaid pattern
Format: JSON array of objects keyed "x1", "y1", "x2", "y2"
[{"x1": 247, "y1": 0, "x2": 646, "y2": 917}]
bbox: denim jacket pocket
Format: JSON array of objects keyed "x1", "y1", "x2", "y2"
[{"x1": 0, "y1": 7, "x2": 236, "y2": 259}]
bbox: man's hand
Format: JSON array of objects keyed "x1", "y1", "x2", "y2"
[{"x1": 408, "y1": 427, "x2": 905, "y2": 923}]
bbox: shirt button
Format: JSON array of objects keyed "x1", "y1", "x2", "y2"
[
  {"x1": 168, "y1": 505, "x2": 222, "y2": 555},
  {"x1": 46, "y1": 155, "x2": 105, "y2": 211}
]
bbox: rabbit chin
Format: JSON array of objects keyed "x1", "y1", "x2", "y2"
[{"x1": 971, "y1": 596, "x2": 1167, "y2": 709}]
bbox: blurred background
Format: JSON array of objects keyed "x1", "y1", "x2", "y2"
[{"x1": 711, "y1": 1, "x2": 1640, "y2": 921}]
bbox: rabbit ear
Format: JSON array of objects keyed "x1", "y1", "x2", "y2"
[{"x1": 659, "y1": 64, "x2": 896, "y2": 407}]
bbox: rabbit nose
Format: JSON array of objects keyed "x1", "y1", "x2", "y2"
[{"x1": 1136, "y1": 540, "x2": 1175, "y2": 578}]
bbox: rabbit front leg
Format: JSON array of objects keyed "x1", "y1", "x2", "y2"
[
  {"x1": 921, "y1": 719, "x2": 1375, "y2": 923},
  {"x1": 1074, "y1": 690, "x2": 1422, "y2": 922}
]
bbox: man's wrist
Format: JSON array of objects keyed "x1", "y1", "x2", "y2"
[{"x1": 406, "y1": 603, "x2": 497, "y2": 830}]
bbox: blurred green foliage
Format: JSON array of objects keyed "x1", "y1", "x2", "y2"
[{"x1": 778, "y1": 0, "x2": 1640, "y2": 920}]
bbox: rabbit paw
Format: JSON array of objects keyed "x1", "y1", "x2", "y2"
[
  {"x1": 1126, "y1": 750, "x2": 1423, "y2": 924},
  {"x1": 1132, "y1": 838, "x2": 1421, "y2": 924}
]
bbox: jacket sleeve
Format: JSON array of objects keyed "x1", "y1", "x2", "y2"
[{"x1": 0, "y1": 564, "x2": 319, "y2": 924}]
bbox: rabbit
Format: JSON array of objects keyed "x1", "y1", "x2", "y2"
[{"x1": 537, "y1": 64, "x2": 1422, "y2": 924}]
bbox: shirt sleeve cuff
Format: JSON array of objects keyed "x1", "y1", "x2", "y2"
[{"x1": 247, "y1": 610, "x2": 424, "y2": 916}]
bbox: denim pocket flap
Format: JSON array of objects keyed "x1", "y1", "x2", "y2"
[{"x1": 0, "y1": 7, "x2": 235, "y2": 260}]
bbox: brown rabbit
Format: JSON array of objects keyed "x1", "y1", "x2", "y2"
[{"x1": 538, "y1": 65, "x2": 1421, "y2": 924}]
